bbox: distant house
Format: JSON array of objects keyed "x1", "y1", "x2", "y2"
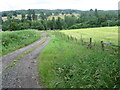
[
  {"x1": 59, "y1": 13, "x2": 62, "y2": 15},
  {"x1": 52, "y1": 13, "x2": 54, "y2": 16}
]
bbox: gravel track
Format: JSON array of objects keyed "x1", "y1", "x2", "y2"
[{"x1": 1, "y1": 33, "x2": 50, "y2": 88}]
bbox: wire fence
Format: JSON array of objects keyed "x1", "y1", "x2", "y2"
[{"x1": 55, "y1": 31, "x2": 120, "y2": 52}]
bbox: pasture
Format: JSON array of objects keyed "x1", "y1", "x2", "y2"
[
  {"x1": 48, "y1": 13, "x2": 79, "y2": 20},
  {"x1": 2, "y1": 13, "x2": 79, "y2": 21},
  {"x1": 61, "y1": 27, "x2": 118, "y2": 45},
  {"x1": 2, "y1": 15, "x2": 22, "y2": 21}
]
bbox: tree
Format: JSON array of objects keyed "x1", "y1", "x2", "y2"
[
  {"x1": 21, "y1": 13, "x2": 26, "y2": 22},
  {"x1": 90, "y1": 9, "x2": 93, "y2": 11},
  {"x1": 27, "y1": 9, "x2": 32, "y2": 21},
  {"x1": 95, "y1": 9, "x2": 98, "y2": 18},
  {"x1": 27, "y1": 14, "x2": 32, "y2": 21},
  {"x1": 28, "y1": 9, "x2": 32, "y2": 15},
  {"x1": 34, "y1": 15, "x2": 38, "y2": 20},
  {"x1": 32, "y1": 10, "x2": 36, "y2": 20},
  {"x1": 40, "y1": 12, "x2": 47, "y2": 20},
  {"x1": 2, "y1": 21, "x2": 9, "y2": 31},
  {"x1": 31, "y1": 21, "x2": 44, "y2": 30},
  {"x1": 56, "y1": 17, "x2": 63, "y2": 30},
  {"x1": 18, "y1": 22, "x2": 30, "y2": 30},
  {"x1": 98, "y1": 15, "x2": 107, "y2": 25},
  {"x1": 9, "y1": 22, "x2": 18, "y2": 31},
  {"x1": 41, "y1": 20, "x2": 47, "y2": 30},
  {"x1": 64, "y1": 15, "x2": 77, "y2": 28},
  {"x1": 22, "y1": 13, "x2": 26, "y2": 19},
  {"x1": 13, "y1": 11, "x2": 17, "y2": 17},
  {"x1": 51, "y1": 17, "x2": 57, "y2": 30},
  {"x1": 7, "y1": 14, "x2": 12, "y2": 20},
  {"x1": 2, "y1": 12, "x2": 7, "y2": 17},
  {"x1": 61, "y1": 19, "x2": 67, "y2": 29}
]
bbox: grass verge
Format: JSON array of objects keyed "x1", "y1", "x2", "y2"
[
  {"x1": 38, "y1": 31, "x2": 119, "y2": 88},
  {"x1": 1, "y1": 30, "x2": 40, "y2": 56}
]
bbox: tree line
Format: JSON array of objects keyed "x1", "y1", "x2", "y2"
[{"x1": 2, "y1": 9, "x2": 118, "y2": 31}]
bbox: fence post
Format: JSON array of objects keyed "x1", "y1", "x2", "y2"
[
  {"x1": 63, "y1": 34, "x2": 65, "y2": 38},
  {"x1": 101, "y1": 41, "x2": 104, "y2": 50},
  {"x1": 75, "y1": 38, "x2": 77, "y2": 43},
  {"x1": 89, "y1": 38, "x2": 92, "y2": 49},
  {"x1": 81, "y1": 34, "x2": 83, "y2": 44},
  {"x1": 67, "y1": 35, "x2": 69, "y2": 40},
  {"x1": 71, "y1": 36, "x2": 73, "y2": 40}
]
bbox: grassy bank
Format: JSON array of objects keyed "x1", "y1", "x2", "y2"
[
  {"x1": 38, "y1": 31, "x2": 119, "y2": 88},
  {"x1": 1, "y1": 30, "x2": 40, "y2": 56}
]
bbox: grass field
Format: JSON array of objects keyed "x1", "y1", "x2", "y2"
[
  {"x1": 2, "y1": 13, "x2": 79, "y2": 21},
  {"x1": 38, "y1": 27, "x2": 119, "y2": 88},
  {"x1": 61, "y1": 27, "x2": 118, "y2": 45},
  {"x1": 1, "y1": 30, "x2": 40, "y2": 56},
  {"x1": 2, "y1": 15, "x2": 22, "y2": 21},
  {"x1": 2, "y1": 14, "x2": 40, "y2": 21},
  {"x1": 48, "y1": 13, "x2": 79, "y2": 20}
]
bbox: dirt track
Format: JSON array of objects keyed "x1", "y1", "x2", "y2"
[{"x1": 1, "y1": 33, "x2": 50, "y2": 88}]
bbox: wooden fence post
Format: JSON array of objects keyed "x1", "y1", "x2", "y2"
[
  {"x1": 81, "y1": 34, "x2": 83, "y2": 44},
  {"x1": 71, "y1": 36, "x2": 73, "y2": 40},
  {"x1": 67, "y1": 35, "x2": 69, "y2": 40},
  {"x1": 101, "y1": 41, "x2": 104, "y2": 50},
  {"x1": 75, "y1": 38, "x2": 77, "y2": 43},
  {"x1": 89, "y1": 38, "x2": 92, "y2": 49}
]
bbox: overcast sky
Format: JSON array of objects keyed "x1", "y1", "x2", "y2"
[{"x1": 0, "y1": 0, "x2": 119, "y2": 11}]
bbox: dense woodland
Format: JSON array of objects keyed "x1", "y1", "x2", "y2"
[{"x1": 1, "y1": 9, "x2": 119, "y2": 31}]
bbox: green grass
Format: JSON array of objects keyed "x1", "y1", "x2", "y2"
[
  {"x1": 61, "y1": 27, "x2": 118, "y2": 45},
  {"x1": 1, "y1": 29, "x2": 40, "y2": 56},
  {"x1": 38, "y1": 30, "x2": 119, "y2": 88}
]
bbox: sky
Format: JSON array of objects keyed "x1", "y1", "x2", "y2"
[{"x1": 0, "y1": 0, "x2": 119, "y2": 11}]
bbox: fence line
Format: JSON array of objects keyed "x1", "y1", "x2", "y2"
[
  {"x1": 55, "y1": 31, "x2": 119, "y2": 51},
  {"x1": 101, "y1": 42, "x2": 120, "y2": 47}
]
